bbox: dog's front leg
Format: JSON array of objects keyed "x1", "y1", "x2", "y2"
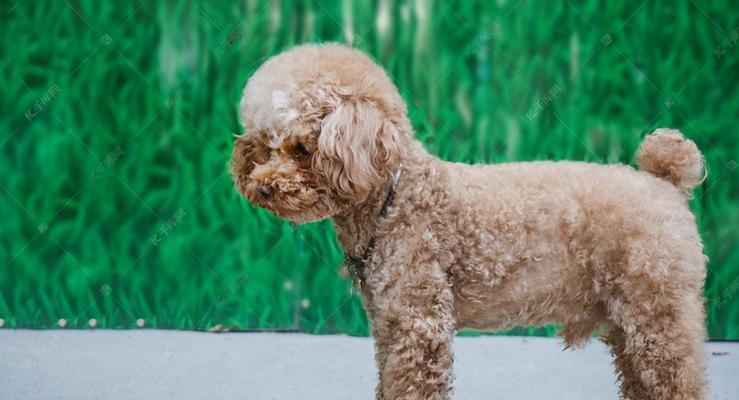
[{"x1": 369, "y1": 262, "x2": 456, "y2": 400}]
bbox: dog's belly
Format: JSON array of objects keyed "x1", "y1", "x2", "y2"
[{"x1": 449, "y1": 255, "x2": 590, "y2": 331}]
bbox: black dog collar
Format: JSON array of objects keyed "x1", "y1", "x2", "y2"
[{"x1": 344, "y1": 166, "x2": 403, "y2": 290}]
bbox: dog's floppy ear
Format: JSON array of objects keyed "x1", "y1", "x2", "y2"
[{"x1": 314, "y1": 101, "x2": 400, "y2": 201}]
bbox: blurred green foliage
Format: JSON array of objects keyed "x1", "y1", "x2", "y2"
[{"x1": 1, "y1": 0, "x2": 737, "y2": 338}]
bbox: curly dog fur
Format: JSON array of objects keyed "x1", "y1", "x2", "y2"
[{"x1": 230, "y1": 43, "x2": 707, "y2": 399}]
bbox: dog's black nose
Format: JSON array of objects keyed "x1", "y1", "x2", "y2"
[{"x1": 257, "y1": 184, "x2": 273, "y2": 199}]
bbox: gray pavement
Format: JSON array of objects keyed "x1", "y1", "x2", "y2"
[{"x1": 0, "y1": 330, "x2": 736, "y2": 399}]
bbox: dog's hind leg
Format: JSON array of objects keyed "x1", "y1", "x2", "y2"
[
  {"x1": 606, "y1": 292, "x2": 706, "y2": 400},
  {"x1": 601, "y1": 325, "x2": 650, "y2": 399}
]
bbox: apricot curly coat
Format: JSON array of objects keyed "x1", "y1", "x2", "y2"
[{"x1": 230, "y1": 43, "x2": 707, "y2": 400}]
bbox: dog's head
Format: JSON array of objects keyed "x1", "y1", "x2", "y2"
[{"x1": 230, "y1": 44, "x2": 411, "y2": 223}]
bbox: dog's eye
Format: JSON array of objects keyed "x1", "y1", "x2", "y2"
[{"x1": 295, "y1": 142, "x2": 310, "y2": 157}]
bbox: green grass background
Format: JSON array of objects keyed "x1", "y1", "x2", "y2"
[{"x1": 1, "y1": 0, "x2": 738, "y2": 338}]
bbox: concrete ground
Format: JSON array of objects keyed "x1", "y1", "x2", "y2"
[{"x1": 0, "y1": 331, "x2": 736, "y2": 399}]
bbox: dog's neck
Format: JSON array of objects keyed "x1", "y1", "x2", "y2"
[
  {"x1": 332, "y1": 178, "x2": 397, "y2": 259},
  {"x1": 332, "y1": 140, "x2": 433, "y2": 259}
]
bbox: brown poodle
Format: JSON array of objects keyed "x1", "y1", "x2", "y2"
[{"x1": 230, "y1": 43, "x2": 707, "y2": 400}]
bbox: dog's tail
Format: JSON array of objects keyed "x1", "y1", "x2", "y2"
[{"x1": 636, "y1": 128, "x2": 705, "y2": 194}]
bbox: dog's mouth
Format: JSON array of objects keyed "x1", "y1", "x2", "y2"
[{"x1": 242, "y1": 181, "x2": 331, "y2": 223}]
